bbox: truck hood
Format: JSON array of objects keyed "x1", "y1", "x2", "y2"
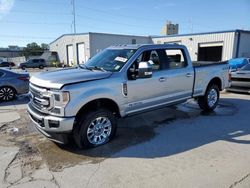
[{"x1": 30, "y1": 67, "x2": 112, "y2": 89}]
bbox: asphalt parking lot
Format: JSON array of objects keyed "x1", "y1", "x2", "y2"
[{"x1": 0, "y1": 91, "x2": 250, "y2": 188}]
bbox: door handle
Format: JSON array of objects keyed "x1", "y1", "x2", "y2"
[
  {"x1": 159, "y1": 77, "x2": 166, "y2": 82},
  {"x1": 186, "y1": 73, "x2": 192, "y2": 77}
]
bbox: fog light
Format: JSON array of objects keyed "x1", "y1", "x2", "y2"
[
  {"x1": 54, "y1": 94, "x2": 60, "y2": 101},
  {"x1": 48, "y1": 120, "x2": 59, "y2": 128},
  {"x1": 51, "y1": 107, "x2": 61, "y2": 114}
]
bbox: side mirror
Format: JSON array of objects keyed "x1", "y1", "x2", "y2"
[{"x1": 138, "y1": 61, "x2": 153, "y2": 78}]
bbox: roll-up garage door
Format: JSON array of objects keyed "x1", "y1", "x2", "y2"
[
  {"x1": 77, "y1": 43, "x2": 86, "y2": 64},
  {"x1": 198, "y1": 42, "x2": 223, "y2": 61},
  {"x1": 67, "y1": 45, "x2": 74, "y2": 66}
]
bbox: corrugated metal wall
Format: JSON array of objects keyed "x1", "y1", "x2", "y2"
[
  {"x1": 152, "y1": 32, "x2": 236, "y2": 61},
  {"x1": 90, "y1": 33, "x2": 153, "y2": 57},
  {"x1": 238, "y1": 32, "x2": 250, "y2": 57},
  {"x1": 49, "y1": 34, "x2": 90, "y2": 65},
  {"x1": 49, "y1": 33, "x2": 152, "y2": 65},
  {"x1": 50, "y1": 31, "x2": 250, "y2": 65}
]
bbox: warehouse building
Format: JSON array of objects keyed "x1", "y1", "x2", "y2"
[
  {"x1": 153, "y1": 30, "x2": 250, "y2": 61},
  {"x1": 49, "y1": 32, "x2": 152, "y2": 66},
  {"x1": 50, "y1": 30, "x2": 250, "y2": 65}
]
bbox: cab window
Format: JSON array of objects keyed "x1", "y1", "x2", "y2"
[{"x1": 164, "y1": 49, "x2": 187, "y2": 69}]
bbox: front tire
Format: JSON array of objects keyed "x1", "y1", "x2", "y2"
[
  {"x1": 73, "y1": 109, "x2": 117, "y2": 149},
  {"x1": 198, "y1": 84, "x2": 219, "y2": 111},
  {"x1": 0, "y1": 86, "x2": 16, "y2": 101}
]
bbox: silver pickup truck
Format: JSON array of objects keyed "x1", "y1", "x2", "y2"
[{"x1": 28, "y1": 44, "x2": 230, "y2": 148}]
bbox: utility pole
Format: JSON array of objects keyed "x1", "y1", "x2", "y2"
[
  {"x1": 71, "y1": 0, "x2": 77, "y2": 65},
  {"x1": 72, "y1": 0, "x2": 76, "y2": 34}
]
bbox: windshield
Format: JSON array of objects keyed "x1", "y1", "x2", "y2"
[
  {"x1": 241, "y1": 63, "x2": 250, "y2": 71},
  {"x1": 83, "y1": 49, "x2": 136, "y2": 72}
]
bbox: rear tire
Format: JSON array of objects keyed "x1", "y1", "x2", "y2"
[
  {"x1": 39, "y1": 65, "x2": 44, "y2": 69},
  {"x1": 198, "y1": 84, "x2": 219, "y2": 111},
  {"x1": 73, "y1": 109, "x2": 117, "y2": 149},
  {"x1": 0, "y1": 86, "x2": 16, "y2": 101},
  {"x1": 21, "y1": 66, "x2": 26, "y2": 70}
]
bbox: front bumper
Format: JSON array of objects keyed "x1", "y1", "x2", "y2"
[{"x1": 27, "y1": 103, "x2": 75, "y2": 137}]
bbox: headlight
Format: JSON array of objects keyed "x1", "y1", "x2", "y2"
[
  {"x1": 53, "y1": 91, "x2": 70, "y2": 108},
  {"x1": 42, "y1": 90, "x2": 70, "y2": 116}
]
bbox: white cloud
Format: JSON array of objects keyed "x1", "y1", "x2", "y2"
[{"x1": 0, "y1": 0, "x2": 14, "y2": 19}]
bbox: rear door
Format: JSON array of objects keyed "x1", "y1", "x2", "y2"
[
  {"x1": 159, "y1": 48, "x2": 194, "y2": 101},
  {"x1": 32, "y1": 59, "x2": 39, "y2": 68},
  {"x1": 40, "y1": 59, "x2": 46, "y2": 66}
]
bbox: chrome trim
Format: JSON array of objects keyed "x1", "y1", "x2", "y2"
[{"x1": 28, "y1": 103, "x2": 75, "y2": 133}]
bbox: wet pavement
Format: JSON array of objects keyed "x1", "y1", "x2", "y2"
[{"x1": 0, "y1": 92, "x2": 250, "y2": 188}]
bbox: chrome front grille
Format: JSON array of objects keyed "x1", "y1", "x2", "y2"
[{"x1": 29, "y1": 84, "x2": 50, "y2": 113}]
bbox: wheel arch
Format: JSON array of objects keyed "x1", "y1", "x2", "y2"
[
  {"x1": 207, "y1": 77, "x2": 222, "y2": 91},
  {"x1": 75, "y1": 98, "x2": 121, "y2": 121}
]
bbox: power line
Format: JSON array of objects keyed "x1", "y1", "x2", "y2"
[
  {"x1": 12, "y1": 10, "x2": 71, "y2": 16},
  {"x1": 0, "y1": 34, "x2": 55, "y2": 39},
  {"x1": 76, "y1": 14, "x2": 161, "y2": 29},
  {"x1": 1, "y1": 20, "x2": 70, "y2": 25},
  {"x1": 16, "y1": 0, "x2": 187, "y2": 24},
  {"x1": 17, "y1": 0, "x2": 69, "y2": 5},
  {"x1": 75, "y1": 4, "x2": 167, "y2": 23}
]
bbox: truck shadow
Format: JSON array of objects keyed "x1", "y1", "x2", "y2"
[{"x1": 60, "y1": 97, "x2": 250, "y2": 160}]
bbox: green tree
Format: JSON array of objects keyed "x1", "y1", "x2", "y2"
[
  {"x1": 41, "y1": 43, "x2": 49, "y2": 50},
  {"x1": 20, "y1": 42, "x2": 48, "y2": 57}
]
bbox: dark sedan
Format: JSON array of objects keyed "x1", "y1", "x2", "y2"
[
  {"x1": 0, "y1": 61, "x2": 15, "y2": 67},
  {"x1": 227, "y1": 64, "x2": 250, "y2": 93},
  {"x1": 0, "y1": 68, "x2": 29, "y2": 101}
]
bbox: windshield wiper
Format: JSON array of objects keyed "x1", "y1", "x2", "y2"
[
  {"x1": 78, "y1": 64, "x2": 93, "y2": 71},
  {"x1": 90, "y1": 66, "x2": 107, "y2": 72}
]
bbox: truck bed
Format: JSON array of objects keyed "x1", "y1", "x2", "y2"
[{"x1": 192, "y1": 61, "x2": 228, "y2": 67}]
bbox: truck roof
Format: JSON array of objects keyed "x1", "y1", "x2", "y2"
[{"x1": 108, "y1": 44, "x2": 185, "y2": 50}]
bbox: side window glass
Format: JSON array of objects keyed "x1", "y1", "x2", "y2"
[
  {"x1": 164, "y1": 49, "x2": 187, "y2": 69},
  {"x1": 33, "y1": 59, "x2": 39, "y2": 63},
  {"x1": 149, "y1": 51, "x2": 160, "y2": 71}
]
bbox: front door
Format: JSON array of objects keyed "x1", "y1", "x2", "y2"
[{"x1": 125, "y1": 48, "x2": 193, "y2": 115}]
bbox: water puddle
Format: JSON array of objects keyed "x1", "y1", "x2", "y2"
[{"x1": 0, "y1": 98, "x2": 238, "y2": 172}]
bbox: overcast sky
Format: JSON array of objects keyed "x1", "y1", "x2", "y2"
[{"x1": 0, "y1": 0, "x2": 249, "y2": 47}]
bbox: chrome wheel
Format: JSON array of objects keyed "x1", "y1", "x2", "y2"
[
  {"x1": 0, "y1": 87, "x2": 15, "y2": 101},
  {"x1": 207, "y1": 88, "x2": 218, "y2": 108},
  {"x1": 87, "y1": 116, "x2": 112, "y2": 145}
]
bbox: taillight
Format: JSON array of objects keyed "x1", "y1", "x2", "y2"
[
  {"x1": 228, "y1": 72, "x2": 231, "y2": 81},
  {"x1": 18, "y1": 76, "x2": 29, "y2": 81}
]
